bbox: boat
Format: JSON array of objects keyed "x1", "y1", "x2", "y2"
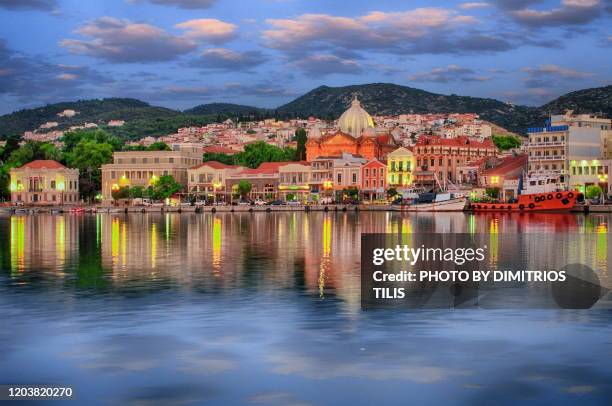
[
  {"x1": 396, "y1": 195, "x2": 468, "y2": 212},
  {"x1": 69, "y1": 207, "x2": 86, "y2": 214},
  {"x1": 471, "y1": 173, "x2": 581, "y2": 212},
  {"x1": 470, "y1": 190, "x2": 579, "y2": 212}
]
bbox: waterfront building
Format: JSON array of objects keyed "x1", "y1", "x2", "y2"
[
  {"x1": 305, "y1": 97, "x2": 398, "y2": 162},
  {"x1": 100, "y1": 146, "x2": 202, "y2": 202},
  {"x1": 309, "y1": 153, "x2": 367, "y2": 201},
  {"x1": 413, "y1": 136, "x2": 498, "y2": 185},
  {"x1": 478, "y1": 154, "x2": 528, "y2": 199},
  {"x1": 360, "y1": 159, "x2": 387, "y2": 201},
  {"x1": 10, "y1": 160, "x2": 79, "y2": 205},
  {"x1": 527, "y1": 116, "x2": 605, "y2": 187},
  {"x1": 225, "y1": 162, "x2": 286, "y2": 201},
  {"x1": 278, "y1": 162, "x2": 311, "y2": 202},
  {"x1": 188, "y1": 161, "x2": 244, "y2": 202},
  {"x1": 386, "y1": 147, "x2": 416, "y2": 189},
  {"x1": 568, "y1": 158, "x2": 611, "y2": 196}
]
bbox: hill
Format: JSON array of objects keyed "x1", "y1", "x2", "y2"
[
  {"x1": 1, "y1": 84, "x2": 609, "y2": 140},
  {"x1": 184, "y1": 103, "x2": 266, "y2": 116},
  {"x1": 275, "y1": 83, "x2": 544, "y2": 134},
  {"x1": 539, "y1": 85, "x2": 612, "y2": 117},
  {"x1": 0, "y1": 98, "x2": 181, "y2": 138}
]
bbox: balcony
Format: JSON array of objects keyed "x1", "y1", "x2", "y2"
[
  {"x1": 528, "y1": 141, "x2": 566, "y2": 147},
  {"x1": 529, "y1": 155, "x2": 565, "y2": 161}
]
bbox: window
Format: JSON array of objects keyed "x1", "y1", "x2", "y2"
[
  {"x1": 337, "y1": 173, "x2": 342, "y2": 183},
  {"x1": 169, "y1": 158, "x2": 174, "y2": 163},
  {"x1": 365, "y1": 168, "x2": 369, "y2": 177},
  {"x1": 352, "y1": 173, "x2": 357, "y2": 183},
  {"x1": 51, "y1": 180, "x2": 56, "y2": 189},
  {"x1": 365, "y1": 180, "x2": 369, "y2": 187},
  {"x1": 372, "y1": 168, "x2": 377, "y2": 177},
  {"x1": 399, "y1": 161, "x2": 403, "y2": 171},
  {"x1": 154, "y1": 158, "x2": 160, "y2": 164},
  {"x1": 391, "y1": 161, "x2": 396, "y2": 171}
]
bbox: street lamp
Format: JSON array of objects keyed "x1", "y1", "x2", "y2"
[
  {"x1": 213, "y1": 182, "x2": 222, "y2": 204},
  {"x1": 57, "y1": 181, "x2": 65, "y2": 206}
]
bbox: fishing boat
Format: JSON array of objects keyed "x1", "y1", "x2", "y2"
[
  {"x1": 470, "y1": 190, "x2": 579, "y2": 212},
  {"x1": 396, "y1": 193, "x2": 468, "y2": 212},
  {"x1": 470, "y1": 174, "x2": 580, "y2": 212}
]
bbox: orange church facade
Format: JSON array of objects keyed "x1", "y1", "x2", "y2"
[{"x1": 306, "y1": 131, "x2": 398, "y2": 162}]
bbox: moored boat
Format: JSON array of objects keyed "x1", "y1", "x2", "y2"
[
  {"x1": 397, "y1": 196, "x2": 468, "y2": 212},
  {"x1": 470, "y1": 190, "x2": 579, "y2": 212}
]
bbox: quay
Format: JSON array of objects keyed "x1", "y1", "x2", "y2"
[{"x1": 2, "y1": 204, "x2": 612, "y2": 214}]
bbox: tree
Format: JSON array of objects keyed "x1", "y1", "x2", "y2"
[
  {"x1": 62, "y1": 128, "x2": 122, "y2": 152},
  {"x1": 585, "y1": 185, "x2": 603, "y2": 199},
  {"x1": 203, "y1": 152, "x2": 236, "y2": 165},
  {"x1": 492, "y1": 135, "x2": 521, "y2": 151},
  {"x1": 112, "y1": 186, "x2": 130, "y2": 201},
  {"x1": 65, "y1": 139, "x2": 113, "y2": 200},
  {"x1": 387, "y1": 188, "x2": 398, "y2": 199},
  {"x1": 235, "y1": 141, "x2": 296, "y2": 169},
  {"x1": 147, "y1": 141, "x2": 171, "y2": 151},
  {"x1": 5, "y1": 141, "x2": 62, "y2": 167},
  {"x1": 486, "y1": 187, "x2": 500, "y2": 198},
  {"x1": 236, "y1": 180, "x2": 252, "y2": 199},
  {"x1": 294, "y1": 128, "x2": 307, "y2": 161},
  {"x1": 129, "y1": 186, "x2": 145, "y2": 198},
  {"x1": 149, "y1": 175, "x2": 181, "y2": 201}
]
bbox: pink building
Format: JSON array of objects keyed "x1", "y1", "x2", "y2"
[{"x1": 361, "y1": 159, "x2": 387, "y2": 201}]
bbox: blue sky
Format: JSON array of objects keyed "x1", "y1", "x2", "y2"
[{"x1": 0, "y1": 0, "x2": 610, "y2": 114}]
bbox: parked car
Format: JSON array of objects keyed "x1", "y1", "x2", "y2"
[
  {"x1": 254, "y1": 199, "x2": 266, "y2": 206},
  {"x1": 267, "y1": 200, "x2": 284, "y2": 206},
  {"x1": 287, "y1": 201, "x2": 301, "y2": 206}
]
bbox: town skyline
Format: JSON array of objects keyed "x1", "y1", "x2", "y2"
[{"x1": 1, "y1": 0, "x2": 611, "y2": 115}]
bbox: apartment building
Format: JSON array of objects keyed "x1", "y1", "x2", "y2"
[
  {"x1": 187, "y1": 161, "x2": 243, "y2": 202},
  {"x1": 100, "y1": 146, "x2": 202, "y2": 202},
  {"x1": 386, "y1": 147, "x2": 415, "y2": 188}
]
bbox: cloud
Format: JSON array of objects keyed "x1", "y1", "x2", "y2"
[
  {"x1": 459, "y1": 2, "x2": 491, "y2": 10},
  {"x1": 223, "y1": 81, "x2": 294, "y2": 97},
  {"x1": 60, "y1": 17, "x2": 196, "y2": 63},
  {"x1": 509, "y1": 0, "x2": 603, "y2": 27},
  {"x1": 262, "y1": 9, "x2": 517, "y2": 56},
  {"x1": 0, "y1": 0, "x2": 57, "y2": 11},
  {"x1": 0, "y1": 40, "x2": 112, "y2": 103},
  {"x1": 521, "y1": 64, "x2": 592, "y2": 87},
  {"x1": 137, "y1": 0, "x2": 216, "y2": 9},
  {"x1": 491, "y1": 0, "x2": 544, "y2": 10},
  {"x1": 291, "y1": 54, "x2": 362, "y2": 77},
  {"x1": 175, "y1": 18, "x2": 237, "y2": 44},
  {"x1": 408, "y1": 65, "x2": 491, "y2": 82},
  {"x1": 191, "y1": 48, "x2": 266, "y2": 71}
]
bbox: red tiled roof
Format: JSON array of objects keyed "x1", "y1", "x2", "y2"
[
  {"x1": 202, "y1": 146, "x2": 238, "y2": 154},
  {"x1": 191, "y1": 160, "x2": 240, "y2": 170},
  {"x1": 19, "y1": 160, "x2": 66, "y2": 170},
  {"x1": 481, "y1": 154, "x2": 528, "y2": 176}
]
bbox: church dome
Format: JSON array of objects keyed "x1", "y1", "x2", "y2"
[{"x1": 338, "y1": 96, "x2": 374, "y2": 138}]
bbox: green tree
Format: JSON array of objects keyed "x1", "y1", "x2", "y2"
[
  {"x1": 65, "y1": 140, "x2": 113, "y2": 200},
  {"x1": 112, "y1": 186, "x2": 130, "y2": 201},
  {"x1": 203, "y1": 152, "x2": 236, "y2": 165},
  {"x1": 485, "y1": 187, "x2": 500, "y2": 198},
  {"x1": 62, "y1": 128, "x2": 122, "y2": 152},
  {"x1": 585, "y1": 185, "x2": 603, "y2": 199},
  {"x1": 147, "y1": 141, "x2": 171, "y2": 151},
  {"x1": 294, "y1": 127, "x2": 307, "y2": 161},
  {"x1": 235, "y1": 141, "x2": 297, "y2": 169},
  {"x1": 236, "y1": 180, "x2": 252, "y2": 199},
  {"x1": 149, "y1": 175, "x2": 181, "y2": 201},
  {"x1": 129, "y1": 186, "x2": 145, "y2": 199},
  {"x1": 387, "y1": 187, "x2": 398, "y2": 199},
  {"x1": 5, "y1": 141, "x2": 62, "y2": 167},
  {"x1": 492, "y1": 135, "x2": 522, "y2": 151}
]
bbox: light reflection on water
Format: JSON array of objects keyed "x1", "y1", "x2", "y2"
[{"x1": 0, "y1": 212, "x2": 610, "y2": 406}]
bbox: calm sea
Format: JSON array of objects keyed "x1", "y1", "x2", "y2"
[{"x1": 0, "y1": 212, "x2": 610, "y2": 405}]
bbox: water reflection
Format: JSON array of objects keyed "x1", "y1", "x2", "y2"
[{"x1": 0, "y1": 212, "x2": 610, "y2": 405}]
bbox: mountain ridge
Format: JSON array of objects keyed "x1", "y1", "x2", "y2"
[{"x1": 1, "y1": 84, "x2": 610, "y2": 139}]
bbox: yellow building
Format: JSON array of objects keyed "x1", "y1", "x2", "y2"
[
  {"x1": 10, "y1": 160, "x2": 79, "y2": 205},
  {"x1": 387, "y1": 147, "x2": 415, "y2": 188},
  {"x1": 100, "y1": 147, "x2": 202, "y2": 202},
  {"x1": 187, "y1": 161, "x2": 243, "y2": 202}
]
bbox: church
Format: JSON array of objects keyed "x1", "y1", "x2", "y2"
[{"x1": 305, "y1": 97, "x2": 399, "y2": 162}]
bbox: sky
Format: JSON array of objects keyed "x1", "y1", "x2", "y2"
[{"x1": 0, "y1": 0, "x2": 610, "y2": 115}]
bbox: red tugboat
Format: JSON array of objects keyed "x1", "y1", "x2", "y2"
[{"x1": 470, "y1": 190, "x2": 579, "y2": 212}]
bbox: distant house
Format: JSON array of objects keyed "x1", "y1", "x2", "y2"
[{"x1": 10, "y1": 160, "x2": 79, "y2": 205}]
